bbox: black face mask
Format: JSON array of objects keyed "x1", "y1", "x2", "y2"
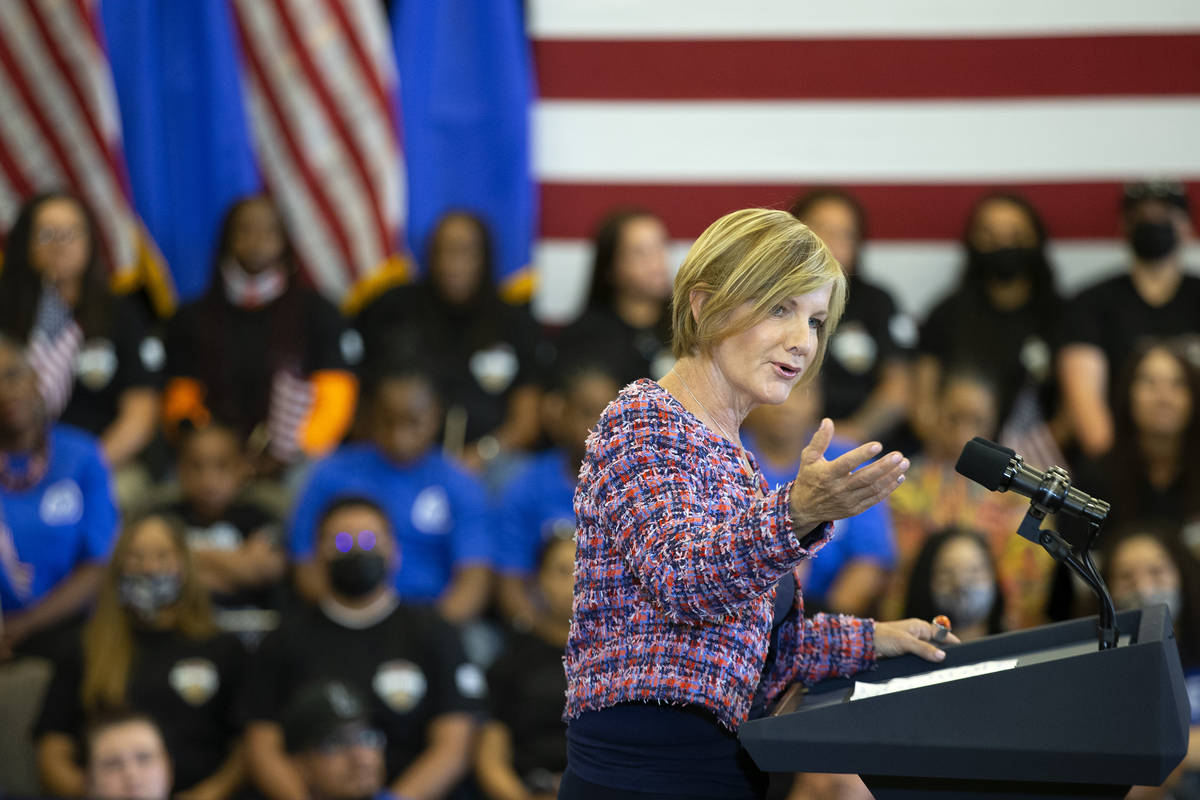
[
  {"x1": 971, "y1": 246, "x2": 1039, "y2": 283},
  {"x1": 328, "y1": 552, "x2": 387, "y2": 600},
  {"x1": 1130, "y1": 220, "x2": 1178, "y2": 262}
]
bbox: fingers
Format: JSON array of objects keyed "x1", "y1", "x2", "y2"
[
  {"x1": 825, "y1": 440, "x2": 884, "y2": 474},
  {"x1": 800, "y1": 418, "x2": 835, "y2": 465}
]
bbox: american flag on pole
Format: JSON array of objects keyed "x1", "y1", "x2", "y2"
[
  {"x1": 0, "y1": 0, "x2": 168, "y2": 309},
  {"x1": 229, "y1": 0, "x2": 406, "y2": 304},
  {"x1": 528, "y1": 0, "x2": 1200, "y2": 324}
]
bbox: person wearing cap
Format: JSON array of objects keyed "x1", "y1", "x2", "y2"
[
  {"x1": 241, "y1": 495, "x2": 486, "y2": 800},
  {"x1": 283, "y1": 680, "x2": 388, "y2": 800},
  {"x1": 1059, "y1": 180, "x2": 1200, "y2": 459}
]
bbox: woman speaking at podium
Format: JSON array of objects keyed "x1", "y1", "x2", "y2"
[{"x1": 560, "y1": 209, "x2": 955, "y2": 800}]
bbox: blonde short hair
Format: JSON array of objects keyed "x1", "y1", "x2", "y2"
[{"x1": 671, "y1": 208, "x2": 847, "y2": 384}]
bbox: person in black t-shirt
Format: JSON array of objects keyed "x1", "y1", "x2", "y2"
[
  {"x1": 241, "y1": 496, "x2": 485, "y2": 800},
  {"x1": 914, "y1": 192, "x2": 1065, "y2": 469},
  {"x1": 788, "y1": 188, "x2": 914, "y2": 446},
  {"x1": 164, "y1": 194, "x2": 358, "y2": 473},
  {"x1": 476, "y1": 534, "x2": 575, "y2": 800},
  {"x1": 1059, "y1": 180, "x2": 1200, "y2": 460},
  {"x1": 355, "y1": 212, "x2": 545, "y2": 474},
  {"x1": 0, "y1": 192, "x2": 163, "y2": 472},
  {"x1": 555, "y1": 208, "x2": 675, "y2": 386},
  {"x1": 159, "y1": 422, "x2": 286, "y2": 644},
  {"x1": 35, "y1": 512, "x2": 246, "y2": 799}
]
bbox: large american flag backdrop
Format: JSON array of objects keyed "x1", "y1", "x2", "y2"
[{"x1": 527, "y1": 0, "x2": 1200, "y2": 323}]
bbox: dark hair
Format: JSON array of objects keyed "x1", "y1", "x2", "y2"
[
  {"x1": 1121, "y1": 180, "x2": 1190, "y2": 218},
  {"x1": 82, "y1": 708, "x2": 167, "y2": 767},
  {"x1": 903, "y1": 527, "x2": 1006, "y2": 635},
  {"x1": 1102, "y1": 522, "x2": 1200, "y2": 667},
  {"x1": 176, "y1": 418, "x2": 244, "y2": 455},
  {"x1": 362, "y1": 361, "x2": 442, "y2": 407},
  {"x1": 788, "y1": 187, "x2": 869, "y2": 244},
  {"x1": 316, "y1": 494, "x2": 391, "y2": 542},
  {"x1": 0, "y1": 192, "x2": 112, "y2": 341},
  {"x1": 1107, "y1": 339, "x2": 1200, "y2": 523},
  {"x1": 424, "y1": 210, "x2": 498, "y2": 309},
  {"x1": 586, "y1": 207, "x2": 664, "y2": 312},
  {"x1": 545, "y1": 359, "x2": 622, "y2": 396},
  {"x1": 958, "y1": 192, "x2": 1060, "y2": 313}
]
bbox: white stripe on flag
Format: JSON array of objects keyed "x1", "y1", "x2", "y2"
[{"x1": 534, "y1": 98, "x2": 1200, "y2": 183}]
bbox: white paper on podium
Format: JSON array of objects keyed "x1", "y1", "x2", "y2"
[{"x1": 850, "y1": 658, "x2": 1019, "y2": 701}]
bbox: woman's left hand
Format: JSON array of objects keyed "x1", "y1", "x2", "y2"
[{"x1": 874, "y1": 618, "x2": 960, "y2": 662}]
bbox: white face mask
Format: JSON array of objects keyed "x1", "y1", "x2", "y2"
[
  {"x1": 932, "y1": 582, "x2": 996, "y2": 628},
  {"x1": 1115, "y1": 587, "x2": 1183, "y2": 622}
]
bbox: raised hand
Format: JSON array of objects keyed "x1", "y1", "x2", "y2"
[{"x1": 788, "y1": 418, "x2": 909, "y2": 534}]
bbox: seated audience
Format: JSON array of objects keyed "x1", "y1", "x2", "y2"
[
  {"x1": 494, "y1": 365, "x2": 619, "y2": 625},
  {"x1": 476, "y1": 534, "x2": 575, "y2": 800},
  {"x1": 1060, "y1": 181, "x2": 1199, "y2": 459},
  {"x1": 555, "y1": 208, "x2": 674, "y2": 384},
  {"x1": 743, "y1": 383, "x2": 896, "y2": 616},
  {"x1": 1063, "y1": 340, "x2": 1200, "y2": 553},
  {"x1": 164, "y1": 194, "x2": 358, "y2": 472},
  {"x1": 242, "y1": 496, "x2": 484, "y2": 800},
  {"x1": 789, "y1": 188, "x2": 914, "y2": 446},
  {"x1": 885, "y1": 368, "x2": 1048, "y2": 630},
  {"x1": 903, "y1": 528, "x2": 1005, "y2": 642},
  {"x1": 1104, "y1": 525, "x2": 1200, "y2": 799},
  {"x1": 290, "y1": 368, "x2": 492, "y2": 624},
  {"x1": 0, "y1": 333, "x2": 117, "y2": 658},
  {"x1": 160, "y1": 421, "x2": 287, "y2": 644},
  {"x1": 34, "y1": 513, "x2": 245, "y2": 798},
  {"x1": 83, "y1": 710, "x2": 173, "y2": 800},
  {"x1": 0, "y1": 193, "x2": 162, "y2": 486},
  {"x1": 281, "y1": 680, "x2": 388, "y2": 800},
  {"x1": 355, "y1": 211, "x2": 544, "y2": 472},
  {"x1": 913, "y1": 192, "x2": 1065, "y2": 470}
]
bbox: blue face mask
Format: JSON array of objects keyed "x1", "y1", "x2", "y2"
[{"x1": 119, "y1": 573, "x2": 182, "y2": 618}]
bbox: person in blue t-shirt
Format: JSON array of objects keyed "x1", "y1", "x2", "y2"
[
  {"x1": 290, "y1": 367, "x2": 492, "y2": 624},
  {"x1": 0, "y1": 334, "x2": 118, "y2": 659},
  {"x1": 494, "y1": 366, "x2": 620, "y2": 626},
  {"x1": 742, "y1": 381, "x2": 896, "y2": 616}
]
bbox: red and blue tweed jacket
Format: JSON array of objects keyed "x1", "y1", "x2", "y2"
[{"x1": 563, "y1": 379, "x2": 875, "y2": 731}]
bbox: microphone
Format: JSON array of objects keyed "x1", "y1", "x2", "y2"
[{"x1": 954, "y1": 437, "x2": 1110, "y2": 529}]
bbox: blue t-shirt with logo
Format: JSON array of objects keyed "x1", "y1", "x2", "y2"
[
  {"x1": 0, "y1": 426, "x2": 118, "y2": 613},
  {"x1": 288, "y1": 444, "x2": 493, "y2": 603},
  {"x1": 495, "y1": 449, "x2": 577, "y2": 575},
  {"x1": 746, "y1": 432, "x2": 896, "y2": 605}
]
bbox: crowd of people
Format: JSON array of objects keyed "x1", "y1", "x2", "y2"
[{"x1": 0, "y1": 179, "x2": 1197, "y2": 800}]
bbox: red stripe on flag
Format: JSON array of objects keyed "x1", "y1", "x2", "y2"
[
  {"x1": 534, "y1": 35, "x2": 1200, "y2": 100},
  {"x1": 0, "y1": 132, "x2": 34, "y2": 198},
  {"x1": 0, "y1": 25, "x2": 120, "y2": 270},
  {"x1": 539, "y1": 181, "x2": 1200, "y2": 241},
  {"x1": 265, "y1": 0, "x2": 391, "y2": 265},
  {"x1": 323, "y1": 0, "x2": 401, "y2": 143},
  {"x1": 25, "y1": 1, "x2": 132, "y2": 201},
  {"x1": 230, "y1": 5, "x2": 358, "y2": 282}
]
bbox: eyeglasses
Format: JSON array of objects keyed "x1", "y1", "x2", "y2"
[
  {"x1": 33, "y1": 226, "x2": 85, "y2": 246},
  {"x1": 316, "y1": 727, "x2": 386, "y2": 754}
]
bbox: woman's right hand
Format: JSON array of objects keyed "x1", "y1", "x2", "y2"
[{"x1": 788, "y1": 418, "x2": 909, "y2": 534}]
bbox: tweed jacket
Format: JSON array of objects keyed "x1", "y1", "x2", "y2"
[{"x1": 563, "y1": 380, "x2": 876, "y2": 730}]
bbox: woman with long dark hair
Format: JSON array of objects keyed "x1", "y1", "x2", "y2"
[
  {"x1": 355, "y1": 210, "x2": 545, "y2": 472},
  {"x1": 913, "y1": 192, "x2": 1065, "y2": 469},
  {"x1": 903, "y1": 527, "x2": 1006, "y2": 642},
  {"x1": 34, "y1": 512, "x2": 245, "y2": 798},
  {"x1": 164, "y1": 194, "x2": 358, "y2": 473},
  {"x1": 556, "y1": 208, "x2": 675, "y2": 386},
  {"x1": 0, "y1": 192, "x2": 162, "y2": 471}
]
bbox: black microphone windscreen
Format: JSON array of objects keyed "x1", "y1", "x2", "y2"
[{"x1": 954, "y1": 437, "x2": 1015, "y2": 491}]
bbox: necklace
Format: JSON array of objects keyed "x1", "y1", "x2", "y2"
[{"x1": 674, "y1": 369, "x2": 753, "y2": 464}]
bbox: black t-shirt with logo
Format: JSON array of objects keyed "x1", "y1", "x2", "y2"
[
  {"x1": 1061, "y1": 272, "x2": 1200, "y2": 401},
  {"x1": 554, "y1": 307, "x2": 675, "y2": 387},
  {"x1": 237, "y1": 602, "x2": 486, "y2": 780},
  {"x1": 486, "y1": 631, "x2": 568, "y2": 789},
  {"x1": 60, "y1": 295, "x2": 165, "y2": 436},
  {"x1": 822, "y1": 275, "x2": 915, "y2": 421},
  {"x1": 166, "y1": 285, "x2": 353, "y2": 441},
  {"x1": 355, "y1": 284, "x2": 545, "y2": 443},
  {"x1": 918, "y1": 288, "x2": 1061, "y2": 426},
  {"x1": 34, "y1": 627, "x2": 244, "y2": 791}
]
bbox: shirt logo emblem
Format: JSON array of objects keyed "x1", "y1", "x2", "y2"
[
  {"x1": 40, "y1": 480, "x2": 83, "y2": 526},
  {"x1": 168, "y1": 658, "x2": 220, "y2": 706},
  {"x1": 373, "y1": 659, "x2": 427, "y2": 713}
]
